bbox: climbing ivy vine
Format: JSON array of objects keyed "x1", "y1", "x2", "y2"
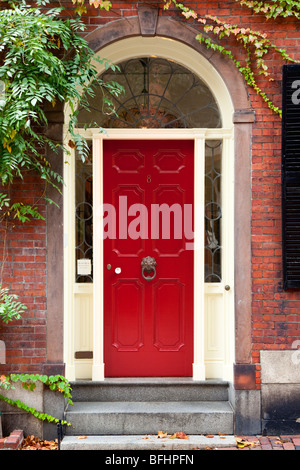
[
  {"x1": 68, "y1": 0, "x2": 300, "y2": 114},
  {"x1": 0, "y1": 373, "x2": 72, "y2": 426},
  {"x1": 236, "y1": 0, "x2": 300, "y2": 20},
  {"x1": 162, "y1": 0, "x2": 300, "y2": 116}
]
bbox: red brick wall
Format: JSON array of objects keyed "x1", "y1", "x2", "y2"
[
  {"x1": 0, "y1": 176, "x2": 47, "y2": 374},
  {"x1": 1, "y1": 1, "x2": 300, "y2": 386}
]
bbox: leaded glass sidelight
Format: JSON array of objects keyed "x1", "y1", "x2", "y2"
[
  {"x1": 205, "y1": 140, "x2": 222, "y2": 282},
  {"x1": 77, "y1": 57, "x2": 222, "y2": 129},
  {"x1": 75, "y1": 143, "x2": 93, "y2": 282}
]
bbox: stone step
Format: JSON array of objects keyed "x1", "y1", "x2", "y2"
[
  {"x1": 61, "y1": 434, "x2": 237, "y2": 451},
  {"x1": 64, "y1": 400, "x2": 234, "y2": 436},
  {"x1": 70, "y1": 379, "x2": 229, "y2": 402}
]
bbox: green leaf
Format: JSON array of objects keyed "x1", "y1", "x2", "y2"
[{"x1": 0, "y1": 3, "x2": 122, "y2": 223}]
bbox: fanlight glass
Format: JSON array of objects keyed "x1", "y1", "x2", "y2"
[{"x1": 77, "y1": 57, "x2": 222, "y2": 129}]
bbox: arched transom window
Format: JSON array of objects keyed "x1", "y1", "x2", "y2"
[{"x1": 77, "y1": 57, "x2": 222, "y2": 129}]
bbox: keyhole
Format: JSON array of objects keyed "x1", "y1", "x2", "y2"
[{"x1": 147, "y1": 174, "x2": 151, "y2": 183}]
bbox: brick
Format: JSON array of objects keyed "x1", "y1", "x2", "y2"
[
  {"x1": 283, "y1": 442, "x2": 296, "y2": 450},
  {"x1": 261, "y1": 444, "x2": 272, "y2": 450},
  {"x1": 10, "y1": 430, "x2": 23, "y2": 440},
  {"x1": 292, "y1": 437, "x2": 300, "y2": 446},
  {"x1": 4, "y1": 437, "x2": 19, "y2": 449}
]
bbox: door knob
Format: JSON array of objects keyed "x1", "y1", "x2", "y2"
[
  {"x1": 225, "y1": 285, "x2": 230, "y2": 291},
  {"x1": 115, "y1": 267, "x2": 121, "y2": 274}
]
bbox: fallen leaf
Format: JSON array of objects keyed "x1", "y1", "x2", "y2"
[
  {"x1": 76, "y1": 435, "x2": 88, "y2": 439},
  {"x1": 175, "y1": 432, "x2": 188, "y2": 440},
  {"x1": 168, "y1": 432, "x2": 188, "y2": 439},
  {"x1": 20, "y1": 435, "x2": 58, "y2": 450},
  {"x1": 206, "y1": 434, "x2": 214, "y2": 438},
  {"x1": 157, "y1": 431, "x2": 168, "y2": 439},
  {"x1": 235, "y1": 437, "x2": 256, "y2": 448},
  {"x1": 274, "y1": 439, "x2": 289, "y2": 445}
]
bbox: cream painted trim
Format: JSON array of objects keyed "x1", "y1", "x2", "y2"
[
  {"x1": 68, "y1": 128, "x2": 234, "y2": 140},
  {"x1": 64, "y1": 128, "x2": 235, "y2": 381},
  {"x1": 63, "y1": 147, "x2": 76, "y2": 381},
  {"x1": 193, "y1": 135, "x2": 206, "y2": 380},
  {"x1": 92, "y1": 137, "x2": 105, "y2": 380},
  {"x1": 91, "y1": 129, "x2": 211, "y2": 381},
  {"x1": 63, "y1": 35, "x2": 235, "y2": 381},
  {"x1": 222, "y1": 134, "x2": 235, "y2": 382}
]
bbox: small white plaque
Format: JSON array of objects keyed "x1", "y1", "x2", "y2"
[{"x1": 77, "y1": 259, "x2": 92, "y2": 276}]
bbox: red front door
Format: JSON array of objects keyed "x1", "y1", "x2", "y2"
[{"x1": 103, "y1": 140, "x2": 194, "y2": 377}]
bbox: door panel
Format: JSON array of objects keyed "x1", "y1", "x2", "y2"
[
  {"x1": 153, "y1": 279, "x2": 185, "y2": 352},
  {"x1": 112, "y1": 279, "x2": 144, "y2": 352},
  {"x1": 103, "y1": 140, "x2": 194, "y2": 377},
  {"x1": 111, "y1": 185, "x2": 146, "y2": 256}
]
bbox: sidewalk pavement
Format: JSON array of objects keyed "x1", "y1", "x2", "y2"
[{"x1": 220, "y1": 435, "x2": 300, "y2": 450}]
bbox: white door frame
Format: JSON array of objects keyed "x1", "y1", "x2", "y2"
[
  {"x1": 63, "y1": 127, "x2": 234, "y2": 381},
  {"x1": 63, "y1": 37, "x2": 235, "y2": 382},
  {"x1": 94, "y1": 129, "x2": 208, "y2": 381}
]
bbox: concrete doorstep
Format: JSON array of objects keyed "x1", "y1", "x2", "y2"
[{"x1": 60, "y1": 434, "x2": 237, "y2": 450}]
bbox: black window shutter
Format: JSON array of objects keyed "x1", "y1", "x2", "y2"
[{"x1": 282, "y1": 64, "x2": 300, "y2": 289}]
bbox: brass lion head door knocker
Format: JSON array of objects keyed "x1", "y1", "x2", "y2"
[{"x1": 141, "y1": 256, "x2": 157, "y2": 281}]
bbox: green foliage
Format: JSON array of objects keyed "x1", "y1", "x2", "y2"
[
  {"x1": 236, "y1": 0, "x2": 300, "y2": 20},
  {"x1": 0, "y1": 0, "x2": 123, "y2": 218},
  {"x1": 9, "y1": 373, "x2": 73, "y2": 404},
  {"x1": 0, "y1": 395, "x2": 70, "y2": 425},
  {"x1": 0, "y1": 193, "x2": 10, "y2": 211},
  {"x1": 163, "y1": 0, "x2": 299, "y2": 116},
  {"x1": 0, "y1": 373, "x2": 73, "y2": 426},
  {"x1": 72, "y1": 0, "x2": 112, "y2": 16},
  {"x1": 0, "y1": 287, "x2": 27, "y2": 324}
]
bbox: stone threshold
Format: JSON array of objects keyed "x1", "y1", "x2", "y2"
[{"x1": 60, "y1": 434, "x2": 237, "y2": 450}]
